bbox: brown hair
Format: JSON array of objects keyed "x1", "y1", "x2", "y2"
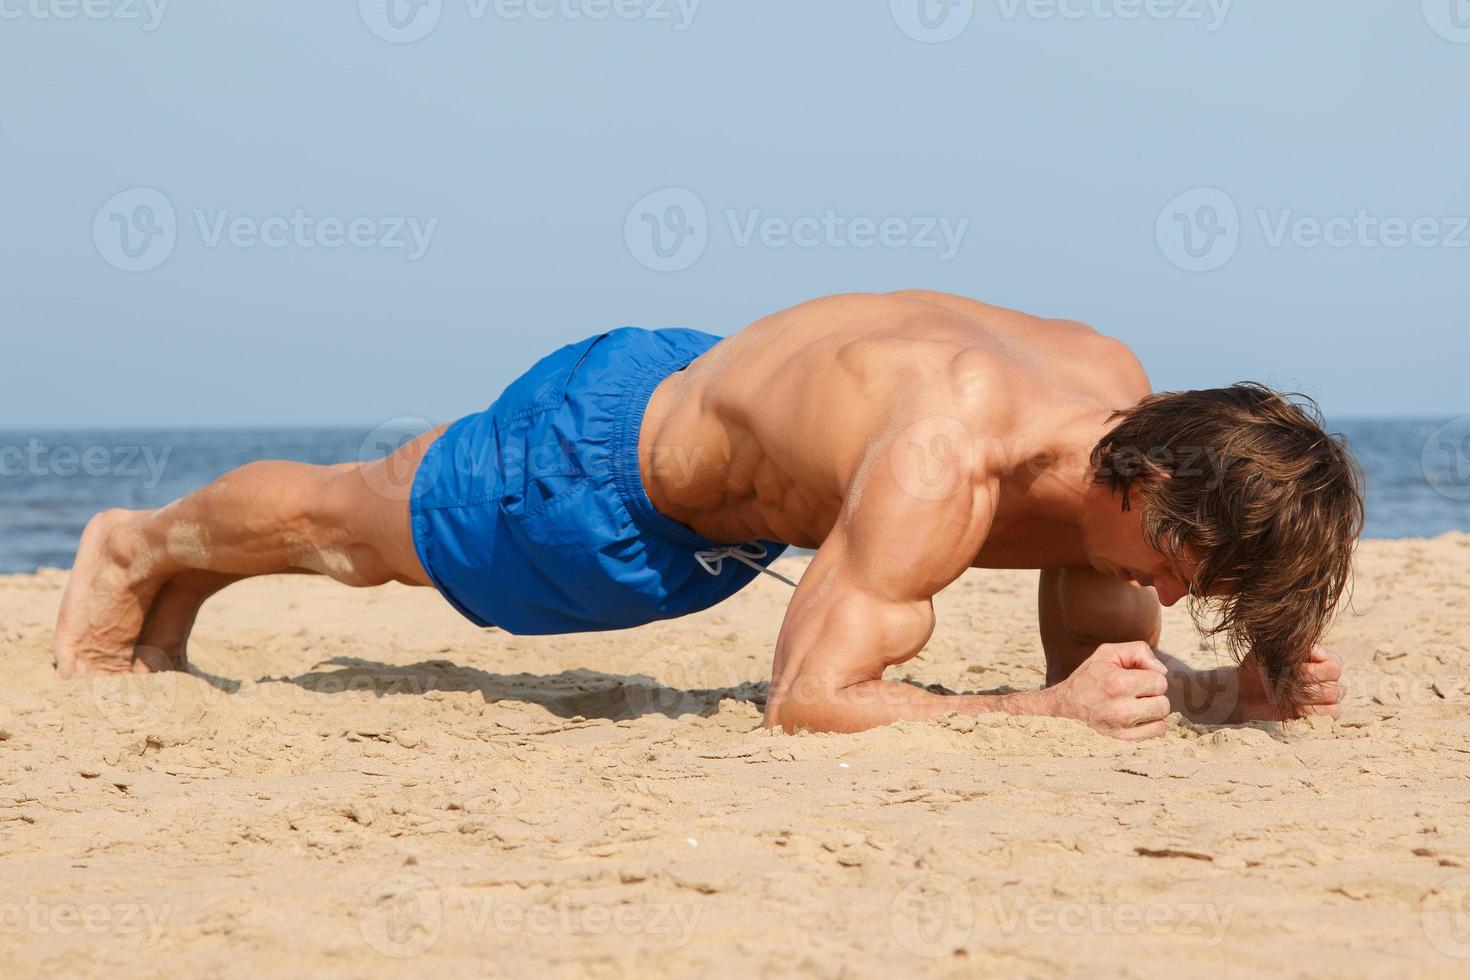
[{"x1": 1091, "y1": 383, "x2": 1364, "y2": 716}]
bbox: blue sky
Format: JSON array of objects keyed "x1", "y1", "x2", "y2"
[{"x1": 2, "y1": 1, "x2": 1466, "y2": 427}]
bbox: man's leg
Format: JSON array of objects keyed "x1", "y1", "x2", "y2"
[{"x1": 54, "y1": 426, "x2": 445, "y2": 676}]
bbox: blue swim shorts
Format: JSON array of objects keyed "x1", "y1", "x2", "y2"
[{"x1": 409, "y1": 327, "x2": 790, "y2": 635}]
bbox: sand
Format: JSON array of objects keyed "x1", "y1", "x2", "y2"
[{"x1": 3, "y1": 536, "x2": 1470, "y2": 978}]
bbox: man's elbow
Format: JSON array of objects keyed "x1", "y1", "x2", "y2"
[
  {"x1": 764, "y1": 674, "x2": 896, "y2": 735},
  {"x1": 764, "y1": 674, "x2": 834, "y2": 734}
]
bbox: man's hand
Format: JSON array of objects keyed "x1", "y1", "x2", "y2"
[
  {"x1": 1041, "y1": 641, "x2": 1172, "y2": 741},
  {"x1": 1164, "y1": 643, "x2": 1345, "y2": 723},
  {"x1": 1230, "y1": 643, "x2": 1344, "y2": 722}
]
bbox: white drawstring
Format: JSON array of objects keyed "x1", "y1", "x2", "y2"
[{"x1": 694, "y1": 542, "x2": 797, "y2": 588}]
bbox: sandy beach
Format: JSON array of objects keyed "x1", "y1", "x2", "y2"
[{"x1": 4, "y1": 535, "x2": 1470, "y2": 977}]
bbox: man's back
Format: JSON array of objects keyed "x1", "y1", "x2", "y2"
[{"x1": 639, "y1": 290, "x2": 1151, "y2": 559}]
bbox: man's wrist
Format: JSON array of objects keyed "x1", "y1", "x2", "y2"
[{"x1": 1011, "y1": 686, "x2": 1058, "y2": 719}]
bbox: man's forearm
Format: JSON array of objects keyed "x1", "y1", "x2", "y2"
[{"x1": 765, "y1": 677, "x2": 1053, "y2": 734}]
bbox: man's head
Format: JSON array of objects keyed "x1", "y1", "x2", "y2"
[{"x1": 1085, "y1": 382, "x2": 1364, "y2": 714}]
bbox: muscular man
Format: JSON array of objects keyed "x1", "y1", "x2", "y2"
[{"x1": 53, "y1": 291, "x2": 1363, "y2": 739}]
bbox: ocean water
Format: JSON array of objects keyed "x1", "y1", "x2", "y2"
[{"x1": 0, "y1": 420, "x2": 1466, "y2": 574}]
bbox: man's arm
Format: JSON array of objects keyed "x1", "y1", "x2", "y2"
[
  {"x1": 763, "y1": 417, "x2": 1171, "y2": 739},
  {"x1": 1039, "y1": 566, "x2": 1345, "y2": 723}
]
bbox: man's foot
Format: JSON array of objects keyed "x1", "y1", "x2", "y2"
[
  {"x1": 53, "y1": 509, "x2": 168, "y2": 677},
  {"x1": 134, "y1": 571, "x2": 243, "y2": 671}
]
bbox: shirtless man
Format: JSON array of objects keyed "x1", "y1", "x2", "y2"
[{"x1": 52, "y1": 291, "x2": 1363, "y2": 739}]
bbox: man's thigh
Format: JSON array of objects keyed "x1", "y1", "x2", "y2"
[
  {"x1": 1037, "y1": 567, "x2": 1162, "y2": 683},
  {"x1": 323, "y1": 424, "x2": 450, "y2": 588}
]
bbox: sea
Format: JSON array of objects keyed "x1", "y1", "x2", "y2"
[{"x1": 1, "y1": 419, "x2": 1466, "y2": 574}]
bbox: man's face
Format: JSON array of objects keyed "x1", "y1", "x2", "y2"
[{"x1": 1083, "y1": 490, "x2": 1199, "y2": 607}]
